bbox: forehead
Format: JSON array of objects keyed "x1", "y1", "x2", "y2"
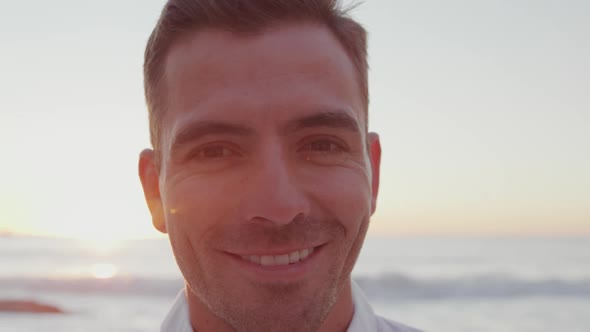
[{"x1": 161, "y1": 23, "x2": 364, "y2": 138}]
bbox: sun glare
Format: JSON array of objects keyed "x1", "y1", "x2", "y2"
[{"x1": 92, "y1": 263, "x2": 118, "y2": 279}]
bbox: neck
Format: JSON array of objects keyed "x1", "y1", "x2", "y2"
[{"x1": 186, "y1": 279, "x2": 355, "y2": 332}]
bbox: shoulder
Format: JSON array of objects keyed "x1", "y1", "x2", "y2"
[
  {"x1": 350, "y1": 281, "x2": 423, "y2": 332},
  {"x1": 375, "y1": 314, "x2": 424, "y2": 332}
]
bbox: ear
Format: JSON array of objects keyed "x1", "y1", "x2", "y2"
[
  {"x1": 367, "y1": 133, "x2": 381, "y2": 215},
  {"x1": 138, "y1": 149, "x2": 167, "y2": 233}
]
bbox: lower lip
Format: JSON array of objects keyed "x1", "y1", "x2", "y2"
[{"x1": 228, "y1": 246, "x2": 322, "y2": 282}]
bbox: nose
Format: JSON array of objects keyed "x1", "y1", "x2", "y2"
[{"x1": 240, "y1": 142, "x2": 311, "y2": 226}]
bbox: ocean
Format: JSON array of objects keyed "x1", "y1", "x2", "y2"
[{"x1": 1, "y1": 235, "x2": 589, "y2": 332}]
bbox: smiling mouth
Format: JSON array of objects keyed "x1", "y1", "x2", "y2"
[{"x1": 239, "y1": 247, "x2": 316, "y2": 267}]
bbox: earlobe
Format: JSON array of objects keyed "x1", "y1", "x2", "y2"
[
  {"x1": 138, "y1": 149, "x2": 167, "y2": 234},
  {"x1": 367, "y1": 133, "x2": 381, "y2": 215}
]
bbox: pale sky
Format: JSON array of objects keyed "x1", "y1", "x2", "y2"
[{"x1": 1, "y1": 0, "x2": 588, "y2": 241}]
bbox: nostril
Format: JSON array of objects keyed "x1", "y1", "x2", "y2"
[
  {"x1": 242, "y1": 187, "x2": 310, "y2": 226},
  {"x1": 248, "y1": 212, "x2": 307, "y2": 227}
]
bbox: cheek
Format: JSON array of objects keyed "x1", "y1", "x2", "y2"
[
  {"x1": 162, "y1": 174, "x2": 242, "y2": 233},
  {"x1": 304, "y1": 168, "x2": 372, "y2": 227}
]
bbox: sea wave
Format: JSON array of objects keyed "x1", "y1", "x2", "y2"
[
  {"x1": 355, "y1": 273, "x2": 590, "y2": 300},
  {"x1": 2, "y1": 273, "x2": 590, "y2": 300}
]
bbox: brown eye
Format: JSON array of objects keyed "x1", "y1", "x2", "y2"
[
  {"x1": 298, "y1": 137, "x2": 349, "y2": 165},
  {"x1": 183, "y1": 142, "x2": 244, "y2": 173},
  {"x1": 200, "y1": 146, "x2": 228, "y2": 158},
  {"x1": 300, "y1": 138, "x2": 347, "y2": 154},
  {"x1": 308, "y1": 141, "x2": 343, "y2": 153},
  {"x1": 190, "y1": 145, "x2": 237, "y2": 161}
]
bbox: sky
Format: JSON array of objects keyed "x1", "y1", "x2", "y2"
[{"x1": 0, "y1": 0, "x2": 588, "y2": 242}]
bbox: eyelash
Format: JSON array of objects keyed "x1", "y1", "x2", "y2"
[
  {"x1": 186, "y1": 137, "x2": 350, "y2": 162},
  {"x1": 298, "y1": 136, "x2": 350, "y2": 154},
  {"x1": 187, "y1": 143, "x2": 241, "y2": 161}
]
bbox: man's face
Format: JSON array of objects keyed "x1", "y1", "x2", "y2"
[{"x1": 140, "y1": 23, "x2": 380, "y2": 332}]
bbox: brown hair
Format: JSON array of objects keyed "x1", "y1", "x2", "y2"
[{"x1": 144, "y1": 0, "x2": 368, "y2": 153}]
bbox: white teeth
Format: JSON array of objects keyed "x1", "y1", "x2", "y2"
[
  {"x1": 249, "y1": 255, "x2": 261, "y2": 264},
  {"x1": 275, "y1": 254, "x2": 290, "y2": 266},
  {"x1": 288, "y1": 251, "x2": 300, "y2": 263},
  {"x1": 300, "y1": 249, "x2": 309, "y2": 260},
  {"x1": 241, "y1": 247, "x2": 316, "y2": 267},
  {"x1": 260, "y1": 256, "x2": 274, "y2": 266}
]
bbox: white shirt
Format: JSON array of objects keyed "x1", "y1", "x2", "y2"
[{"x1": 161, "y1": 281, "x2": 423, "y2": 332}]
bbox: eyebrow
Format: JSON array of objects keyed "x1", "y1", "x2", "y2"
[
  {"x1": 283, "y1": 111, "x2": 361, "y2": 134},
  {"x1": 170, "y1": 121, "x2": 254, "y2": 155}
]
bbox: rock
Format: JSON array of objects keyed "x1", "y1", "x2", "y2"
[{"x1": 0, "y1": 300, "x2": 65, "y2": 314}]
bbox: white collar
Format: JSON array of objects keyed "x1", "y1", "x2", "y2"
[
  {"x1": 160, "y1": 287, "x2": 192, "y2": 332},
  {"x1": 347, "y1": 280, "x2": 379, "y2": 331}
]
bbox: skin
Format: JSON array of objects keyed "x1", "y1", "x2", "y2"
[{"x1": 139, "y1": 23, "x2": 381, "y2": 332}]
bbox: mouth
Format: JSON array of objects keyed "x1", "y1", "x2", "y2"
[
  {"x1": 226, "y1": 244, "x2": 324, "y2": 281},
  {"x1": 239, "y1": 247, "x2": 315, "y2": 267}
]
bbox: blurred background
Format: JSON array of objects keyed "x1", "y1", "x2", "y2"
[{"x1": 1, "y1": 0, "x2": 588, "y2": 331}]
